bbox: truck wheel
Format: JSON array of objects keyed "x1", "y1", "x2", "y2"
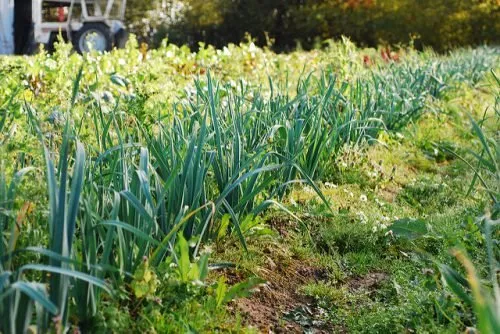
[{"x1": 73, "y1": 23, "x2": 112, "y2": 53}]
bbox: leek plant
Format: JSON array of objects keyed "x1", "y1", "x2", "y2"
[
  {"x1": 439, "y1": 71, "x2": 499, "y2": 209},
  {"x1": 438, "y1": 70, "x2": 499, "y2": 333},
  {"x1": 0, "y1": 116, "x2": 110, "y2": 333},
  {"x1": 439, "y1": 216, "x2": 499, "y2": 334},
  {"x1": 1, "y1": 72, "x2": 113, "y2": 332}
]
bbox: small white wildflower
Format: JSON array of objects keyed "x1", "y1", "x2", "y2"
[
  {"x1": 356, "y1": 211, "x2": 368, "y2": 224},
  {"x1": 248, "y1": 43, "x2": 257, "y2": 58},
  {"x1": 372, "y1": 226, "x2": 378, "y2": 233},
  {"x1": 191, "y1": 280, "x2": 204, "y2": 286},
  {"x1": 379, "y1": 224, "x2": 388, "y2": 230},
  {"x1": 303, "y1": 186, "x2": 314, "y2": 194},
  {"x1": 44, "y1": 59, "x2": 57, "y2": 69},
  {"x1": 324, "y1": 182, "x2": 337, "y2": 189},
  {"x1": 359, "y1": 194, "x2": 367, "y2": 202},
  {"x1": 200, "y1": 244, "x2": 212, "y2": 255},
  {"x1": 222, "y1": 47, "x2": 232, "y2": 56}
]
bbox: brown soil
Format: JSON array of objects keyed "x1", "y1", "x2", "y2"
[
  {"x1": 228, "y1": 244, "x2": 330, "y2": 333},
  {"x1": 221, "y1": 216, "x2": 389, "y2": 333},
  {"x1": 230, "y1": 264, "x2": 389, "y2": 333},
  {"x1": 347, "y1": 272, "x2": 388, "y2": 291},
  {"x1": 267, "y1": 215, "x2": 299, "y2": 238}
]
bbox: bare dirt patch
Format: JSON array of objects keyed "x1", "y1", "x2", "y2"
[
  {"x1": 347, "y1": 272, "x2": 389, "y2": 291},
  {"x1": 267, "y1": 215, "x2": 299, "y2": 238},
  {"x1": 228, "y1": 245, "x2": 331, "y2": 333}
]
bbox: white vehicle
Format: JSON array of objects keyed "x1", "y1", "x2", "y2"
[{"x1": 0, "y1": 0, "x2": 127, "y2": 55}]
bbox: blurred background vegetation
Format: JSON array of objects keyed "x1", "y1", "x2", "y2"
[{"x1": 125, "y1": 0, "x2": 500, "y2": 51}]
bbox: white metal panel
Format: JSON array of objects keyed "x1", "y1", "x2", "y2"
[{"x1": 0, "y1": 0, "x2": 14, "y2": 54}]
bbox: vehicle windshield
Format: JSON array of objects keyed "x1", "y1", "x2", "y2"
[{"x1": 43, "y1": 0, "x2": 126, "y2": 20}]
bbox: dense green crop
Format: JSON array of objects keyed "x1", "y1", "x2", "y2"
[{"x1": 0, "y1": 39, "x2": 498, "y2": 332}]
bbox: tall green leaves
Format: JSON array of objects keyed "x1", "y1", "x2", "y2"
[
  {"x1": 0, "y1": 166, "x2": 34, "y2": 270},
  {"x1": 45, "y1": 134, "x2": 86, "y2": 324},
  {"x1": 11, "y1": 71, "x2": 111, "y2": 332},
  {"x1": 438, "y1": 70, "x2": 499, "y2": 333},
  {"x1": 439, "y1": 217, "x2": 500, "y2": 334},
  {"x1": 440, "y1": 71, "x2": 499, "y2": 207}
]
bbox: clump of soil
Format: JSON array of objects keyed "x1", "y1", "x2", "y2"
[
  {"x1": 227, "y1": 243, "x2": 331, "y2": 333},
  {"x1": 221, "y1": 216, "x2": 389, "y2": 332},
  {"x1": 347, "y1": 272, "x2": 388, "y2": 291},
  {"x1": 267, "y1": 215, "x2": 299, "y2": 238}
]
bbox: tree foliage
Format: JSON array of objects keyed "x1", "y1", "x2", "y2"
[{"x1": 126, "y1": 0, "x2": 500, "y2": 51}]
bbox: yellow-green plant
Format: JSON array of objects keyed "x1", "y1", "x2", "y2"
[{"x1": 440, "y1": 215, "x2": 499, "y2": 333}]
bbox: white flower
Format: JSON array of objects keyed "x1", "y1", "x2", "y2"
[
  {"x1": 44, "y1": 59, "x2": 57, "y2": 69},
  {"x1": 191, "y1": 280, "x2": 204, "y2": 286},
  {"x1": 356, "y1": 211, "x2": 368, "y2": 224},
  {"x1": 303, "y1": 186, "x2": 314, "y2": 194},
  {"x1": 324, "y1": 182, "x2": 337, "y2": 189},
  {"x1": 222, "y1": 47, "x2": 232, "y2": 56},
  {"x1": 359, "y1": 194, "x2": 367, "y2": 202}
]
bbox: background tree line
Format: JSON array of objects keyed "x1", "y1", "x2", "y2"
[{"x1": 125, "y1": 0, "x2": 500, "y2": 51}]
